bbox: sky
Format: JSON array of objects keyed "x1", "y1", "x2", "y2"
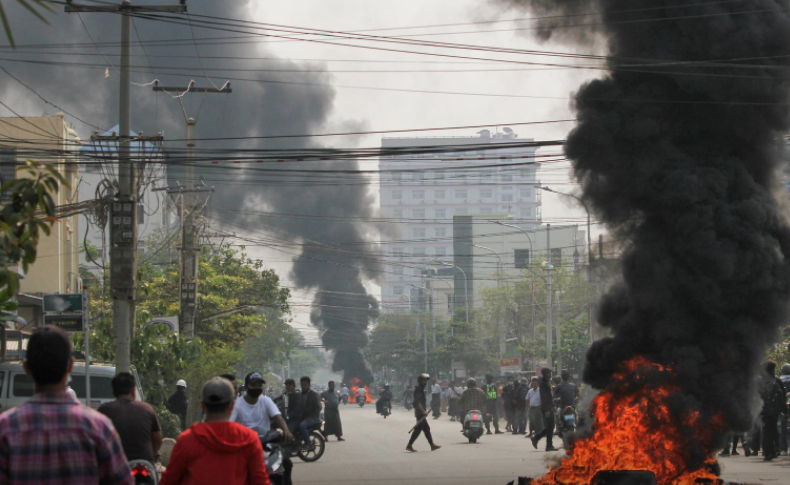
[{"x1": 0, "y1": 0, "x2": 603, "y2": 345}]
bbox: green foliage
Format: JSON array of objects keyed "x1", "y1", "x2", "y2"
[
  {"x1": 153, "y1": 404, "x2": 183, "y2": 439},
  {"x1": 0, "y1": 162, "x2": 64, "y2": 319},
  {"x1": 0, "y1": 0, "x2": 52, "y2": 47}
]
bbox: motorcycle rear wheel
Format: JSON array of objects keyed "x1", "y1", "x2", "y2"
[{"x1": 297, "y1": 431, "x2": 326, "y2": 463}]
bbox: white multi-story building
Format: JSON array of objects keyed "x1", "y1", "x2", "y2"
[{"x1": 379, "y1": 129, "x2": 542, "y2": 313}]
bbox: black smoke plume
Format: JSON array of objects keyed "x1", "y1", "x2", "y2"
[
  {"x1": 2, "y1": 1, "x2": 379, "y2": 383},
  {"x1": 495, "y1": 0, "x2": 790, "y2": 464}
]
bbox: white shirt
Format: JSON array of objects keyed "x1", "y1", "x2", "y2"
[
  {"x1": 527, "y1": 388, "x2": 541, "y2": 408},
  {"x1": 341, "y1": 387, "x2": 349, "y2": 396},
  {"x1": 356, "y1": 387, "x2": 367, "y2": 397},
  {"x1": 431, "y1": 384, "x2": 441, "y2": 395},
  {"x1": 230, "y1": 395, "x2": 281, "y2": 432}
]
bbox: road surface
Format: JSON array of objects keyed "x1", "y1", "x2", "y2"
[{"x1": 292, "y1": 403, "x2": 789, "y2": 485}]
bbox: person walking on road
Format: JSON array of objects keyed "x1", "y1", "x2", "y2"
[
  {"x1": 431, "y1": 379, "x2": 442, "y2": 419},
  {"x1": 525, "y1": 377, "x2": 543, "y2": 438},
  {"x1": 759, "y1": 361, "x2": 786, "y2": 461},
  {"x1": 406, "y1": 374, "x2": 441, "y2": 452},
  {"x1": 167, "y1": 379, "x2": 189, "y2": 431},
  {"x1": 320, "y1": 381, "x2": 344, "y2": 441},
  {"x1": 0, "y1": 326, "x2": 132, "y2": 485},
  {"x1": 160, "y1": 377, "x2": 270, "y2": 485},
  {"x1": 447, "y1": 384, "x2": 461, "y2": 422},
  {"x1": 531, "y1": 368, "x2": 557, "y2": 451},
  {"x1": 481, "y1": 374, "x2": 503, "y2": 435},
  {"x1": 502, "y1": 376, "x2": 515, "y2": 432},
  {"x1": 513, "y1": 378, "x2": 529, "y2": 435}
]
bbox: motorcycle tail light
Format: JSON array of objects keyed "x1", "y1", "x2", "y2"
[{"x1": 472, "y1": 414, "x2": 479, "y2": 420}]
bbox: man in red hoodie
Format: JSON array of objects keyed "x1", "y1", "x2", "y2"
[{"x1": 161, "y1": 377, "x2": 269, "y2": 485}]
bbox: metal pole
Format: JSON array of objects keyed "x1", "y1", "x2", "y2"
[
  {"x1": 181, "y1": 117, "x2": 199, "y2": 339},
  {"x1": 546, "y1": 224, "x2": 553, "y2": 370},
  {"x1": 84, "y1": 288, "x2": 91, "y2": 406},
  {"x1": 113, "y1": 0, "x2": 133, "y2": 374}
]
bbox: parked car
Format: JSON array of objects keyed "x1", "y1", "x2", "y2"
[{"x1": 0, "y1": 361, "x2": 144, "y2": 412}]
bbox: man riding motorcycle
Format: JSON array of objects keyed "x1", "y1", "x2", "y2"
[
  {"x1": 458, "y1": 378, "x2": 487, "y2": 431},
  {"x1": 376, "y1": 384, "x2": 393, "y2": 417}
]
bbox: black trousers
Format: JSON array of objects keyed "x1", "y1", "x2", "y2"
[
  {"x1": 408, "y1": 419, "x2": 433, "y2": 446},
  {"x1": 431, "y1": 394, "x2": 441, "y2": 417},
  {"x1": 513, "y1": 407, "x2": 527, "y2": 434},
  {"x1": 485, "y1": 401, "x2": 499, "y2": 432},
  {"x1": 533, "y1": 412, "x2": 555, "y2": 449},
  {"x1": 763, "y1": 413, "x2": 780, "y2": 458}
]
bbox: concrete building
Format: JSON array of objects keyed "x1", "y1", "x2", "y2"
[
  {"x1": 0, "y1": 115, "x2": 82, "y2": 295},
  {"x1": 379, "y1": 129, "x2": 542, "y2": 313}
]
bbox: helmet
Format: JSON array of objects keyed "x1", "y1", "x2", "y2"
[
  {"x1": 419, "y1": 373, "x2": 430, "y2": 381},
  {"x1": 782, "y1": 364, "x2": 790, "y2": 375},
  {"x1": 467, "y1": 378, "x2": 477, "y2": 388},
  {"x1": 177, "y1": 379, "x2": 187, "y2": 388},
  {"x1": 384, "y1": 384, "x2": 390, "y2": 389}
]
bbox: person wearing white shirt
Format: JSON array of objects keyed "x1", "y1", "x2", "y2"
[
  {"x1": 525, "y1": 377, "x2": 544, "y2": 438},
  {"x1": 230, "y1": 372, "x2": 293, "y2": 442},
  {"x1": 430, "y1": 379, "x2": 442, "y2": 419},
  {"x1": 447, "y1": 384, "x2": 462, "y2": 421}
]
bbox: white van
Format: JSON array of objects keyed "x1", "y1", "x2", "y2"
[{"x1": 0, "y1": 361, "x2": 145, "y2": 412}]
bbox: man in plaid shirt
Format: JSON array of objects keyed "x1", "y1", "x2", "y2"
[
  {"x1": 0, "y1": 326, "x2": 132, "y2": 485},
  {"x1": 458, "y1": 378, "x2": 488, "y2": 429}
]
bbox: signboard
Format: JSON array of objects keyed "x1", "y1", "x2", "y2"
[
  {"x1": 43, "y1": 294, "x2": 83, "y2": 313},
  {"x1": 44, "y1": 314, "x2": 84, "y2": 332},
  {"x1": 146, "y1": 316, "x2": 179, "y2": 335},
  {"x1": 500, "y1": 357, "x2": 521, "y2": 374}
]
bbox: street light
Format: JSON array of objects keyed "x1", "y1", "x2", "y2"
[
  {"x1": 408, "y1": 283, "x2": 432, "y2": 373},
  {"x1": 433, "y1": 260, "x2": 469, "y2": 329},
  {"x1": 462, "y1": 242, "x2": 503, "y2": 287},
  {"x1": 540, "y1": 186, "x2": 595, "y2": 344}
]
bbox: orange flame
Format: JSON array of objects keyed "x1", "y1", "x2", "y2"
[
  {"x1": 347, "y1": 377, "x2": 373, "y2": 404},
  {"x1": 535, "y1": 357, "x2": 723, "y2": 485}
]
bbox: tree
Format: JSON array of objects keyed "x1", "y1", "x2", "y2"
[
  {"x1": 0, "y1": 162, "x2": 64, "y2": 320},
  {"x1": 0, "y1": 0, "x2": 52, "y2": 47}
]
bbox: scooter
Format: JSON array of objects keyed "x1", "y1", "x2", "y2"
[
  {"x1": 558, "y1": 406, "x2": 576, "y2": 449},
  {"x1": 129, "y1": 460, "x2": 158, "y2": 485},
  {"x1": 357, "y1": 394, "x2": 366, "y2": 407},
  {"x1": 463, "y1": 409, "x2": 485, "y2": 444},
  {"x1": 260, "y1": 431, "x2": 288, "y2": 485},
  {"x1": 342, "y1": 394, "x2": 348, "y2": 405},
  {"x1": 377, "y1": 398, "x2": 392, "y2": 418},
  {"x1": 404, "y1": 393, "x2": 413, "y2": 411}
]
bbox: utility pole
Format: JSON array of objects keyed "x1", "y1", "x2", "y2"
[
  {"x1": 152, "y1": 81, "x2": 231, "y2": 339},
  {"x1": 546, "y1": 224, "x2": 553, "y2": 371},
  {"x1": 65, "y1": 0, "x2": 187, "y2": 372}
]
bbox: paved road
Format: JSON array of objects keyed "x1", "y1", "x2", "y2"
[{"x1": 292, "y1": 403, "x2": 790, "y2": 484}]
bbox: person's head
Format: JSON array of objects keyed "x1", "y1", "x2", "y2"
[
  {"x1": 285, "y1": 378, "x2": 296, "y2": 392},
  {"x1": 531, "y1": 377, "x2": 539, "y2": 389},
  {"x1": 782, "y1": 364, "x2": 790, "y2": 376},
  {"x1": 328, "y1": 381, "x2": 335, "y2": 391},
  {"x1": 111, "y1": 372, "x2": 137, "y2": 399},
  {"x1": 342, "y1": 383, "x2": 348, "y2": 389},
  {"x1": 765, "y1": 361, "x2": 778, "y2": 377},
  {"x1": 541, "y1": 367, "x2": 552, "y2": 380},
  {"x1": 432, "y1": 378, "x2": 437, "y2": 385},
  {"x1": 244, "y1": 372, "x2": 266, "y2": 399},
  {"x1": 384, "y1": 383, "x2": 390, "y2": 390},
  {"x1": 219, "y1": 373, "x2": 238, "y2": 395},
  {"x1": 507, "y1": 376, "x2": 514, "y2": 383},
  {"x1": 176, "y1": 379, "x2": 187, "y2": 391},
  {"x1": 300, "y1": 376, "x2": 311, "y2": 392},
  {"x1": 201, "y1": 377, "x2": 236, "y2": 420},
  {"x1": 24, "y1": 325, "x2": 73, "y2": 391},
  {"x1": 467, "y1": 378, "x2": 477, "y2": 388},
  {"x1": 418, "y1": 373, "x2": 430, "y2": 387},
  {"x1": 561, "y1": 370, "x2": 570, "y2": 382},
  {"x1": 520, "y1": 377, "x2": 528, "y2": 385},
  {"x1": 485, "y1": 373, "x2": 493, "y2": 384}
]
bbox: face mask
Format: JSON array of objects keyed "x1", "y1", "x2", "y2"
[{"x1": 247, "y1": 388, "x2": 263, "y2": 398}]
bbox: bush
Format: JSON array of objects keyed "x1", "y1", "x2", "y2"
[{"x1": 154, "y1": 404, "x2": 184, "y2": 439}]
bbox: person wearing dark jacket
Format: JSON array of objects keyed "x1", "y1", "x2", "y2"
[
  {"x1": 760, "y1": 361, "x2": 787, "y2": 461},
  {"x1": 299, "y1": 377, "x2": 322, "y2": 448},
  {"x1": 161, "y1": 377, "x2": 269, "y2": 485},
  {"x1": 513, "y1": 378, "x2": 529, "y2": 435},
  {"x1": 481, "y1": 374, "x2": 503, "y2": 435},
  {"x1": 406, "y1": 373, "x2": 441, "y2": 452},
  {"x1": 502, "y1": 376, "x2": 515, "y2": 432},
  {"x1": 166, "y1": 379, "x2": 189, "y2": 430},
  {"x1": 531, "y1": 368, "x2": 557, "y2": 451}
]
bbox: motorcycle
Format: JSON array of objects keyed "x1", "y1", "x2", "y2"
[
  {"x1": 342, "y1": 394, "x2": 348, "y2": 405},
  {"x1": 463, "y1": 409, "x2": 484, "y2": 444},
  {"x1": 260, "y1": 431, "x2": 288, "y2": 485},
  {"x1": 129, "y1": 460, "x2": 158, "y2": 485},
  {"x1": 558, "y1": 406, "x2": 576, "y2": 448},
  {"x1": 377, "y1": 398, "x2": 392, "y2": 418},
  {"x1": 357, "y1": 394, "x2": 366, "y2": 407},
  {"x1": 403, "y1": 393, "x2": 413, "y2": 411}
]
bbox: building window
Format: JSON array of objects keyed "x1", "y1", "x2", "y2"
[
  {"x1": 455, "y1": 189, "x2": 468, "y2": 200},
  {"x1": 413, "y1": 209, "x2": 425, "y2": 219},
  {"x1": 413, "y1": 228, "x2": 426, "y2": 238},
  {"x1": 394, "y1": 209, "x2": 403, "y2": 218},
  {"x1": 392, "y1": 172, "x2": 403, "y2": 181},
  {"x1": 393, "y1": 286, "x2": 404, "y2": 295},
  {"x1": 502, "y1": 174, "x2": 513, "y2": 182},
  {"x1": 414, "y1": 171, "x2": 424, "y2": 181},
  {"x1": 413, "y1": 247, "x2": 426, "y2": 257},
  {"x1": 435, "y1": 247, "x2": 447, "y2": 257},
  {"x1": 413, "y1": 190, "x2": 425, "y2": 200},
  {"x1": 393, "y1": 266, "x2": 403, "y2": 275},
  {"x1": 520, "y1": 188, "x2": 532, "y2": 198},
  {"x1": 455, "y1": 208, "x2": 468, "y2": 214},
  {"x1": 502, "y1": 185, "x2": 513, "y2": 191},
  {"x1": 392, "y1": 190, "x2": 402, "y2": 200},
  {"x1": 480, "y1": 207, "x2": 493, "y2": 214},
  {"x1": 514, "y1": 249, "x2": 530, "y2": 268},
  {"x1": 435, "y1": 227, "x2": 446, "y2": 238},
  {"x1": 435, "y1": 209, "x2": 446, "y2": 219},
  {"x1": 435, "y1": 189, "x2": 446, "y2": 199},
  {"x1": 502, "y1": 194, "x2": 514, "y2": 202},
  {"x1": 480, "y1": 189, "x2": 493, "y2": 199}
]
